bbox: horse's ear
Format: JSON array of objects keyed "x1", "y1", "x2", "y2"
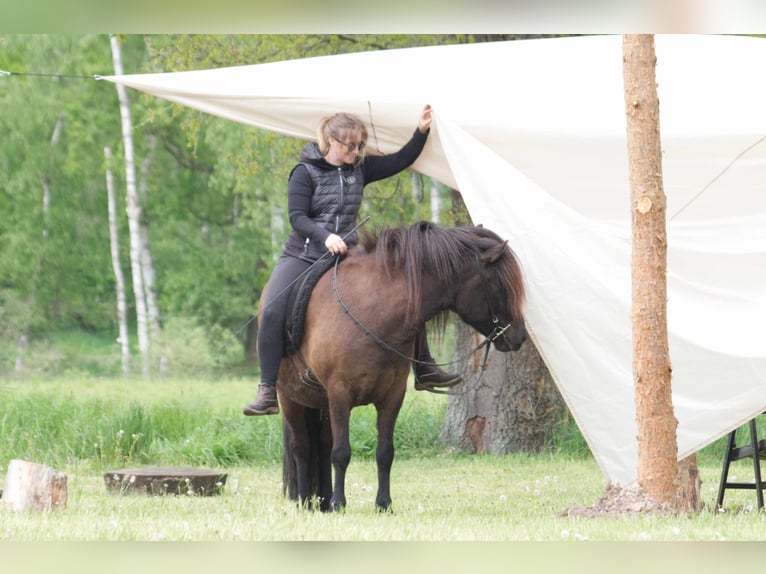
[{"x1": 480, "y1": 241, "x2": 508, "y2": 264}]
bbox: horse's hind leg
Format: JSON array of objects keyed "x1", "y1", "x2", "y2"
[
  {"x1": 316, "y1": 411, "x2": 333, "y2": 512},
  {"x1": 303, "y1": 407, "x2": 333, "y2": 512},
  {"x1": 280, "y1": 398, "x2": 314, "y2": 508}
]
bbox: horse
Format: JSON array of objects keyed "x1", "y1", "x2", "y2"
[{"x1": 274, "y1": 220, "x2": 527, "y2": 512}]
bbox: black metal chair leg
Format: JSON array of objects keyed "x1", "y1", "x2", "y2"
[
  {"x1": 717, "y1": 429, "x2": 737, "y2": 509},
  {"x1": 749, "y1": 419, "x2": 764, "y2": 509},
  {"x1": 717, "y1": 416, "x2": 766, "y2": 511}
]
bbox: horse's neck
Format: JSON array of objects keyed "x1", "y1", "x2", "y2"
[{"x1": 417, "y1": 272, "x2": 456, "y2": 322}]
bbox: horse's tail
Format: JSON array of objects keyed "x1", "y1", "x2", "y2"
[{"x1": 282, "y1": 407, "x2": 332, "y2": 511}]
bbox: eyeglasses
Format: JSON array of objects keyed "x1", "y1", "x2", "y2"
[{"x1": 332, "y1": 136, "x2": 365, "y2": 153}]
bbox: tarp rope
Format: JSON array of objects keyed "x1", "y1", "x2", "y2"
[{"x1": 0, "y1": 69, "x2": 103, "y2": 80}]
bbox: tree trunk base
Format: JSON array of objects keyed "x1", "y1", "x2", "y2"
[
  {"x1": 103, "y1": 466, "x2": 227, "y2": 496},
  {"x1": 1, "y1": 459, "x2": 68, "y2": 511}
]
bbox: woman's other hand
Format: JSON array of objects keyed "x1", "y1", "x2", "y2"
[{"x1": 325, "y1": 233, "x2": 348, "y2": 255}]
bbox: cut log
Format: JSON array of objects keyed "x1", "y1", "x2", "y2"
[
  {"x1": 103, "y1": 466, "x2": 227, "y2": 496},
  {"x1": 1, "y1": 459, "x2": 68, "y2": 511}
]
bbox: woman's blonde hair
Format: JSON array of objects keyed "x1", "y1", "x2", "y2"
[{"x1": 317, "y1": 112, "x2": 368, "y2": 160}]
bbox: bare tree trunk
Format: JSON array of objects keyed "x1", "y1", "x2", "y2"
[
  {"x1": 14, "y1": 334, "x2": 27, "y2": 376},
  {"x1": 136, "y1": 134, "x2": 165, "y2": 374},
  {"x1": 110, "y1": 34, "x2": 150, "y2": 377},
  {"x1": 430, "y1": 179, "x2": 442, "y2": 224},
  {"x1": 41, "y1": 114, "x2": 63, "y2": 241},
  {"x1": 442, "y1": 322, "x2": 565, "y2": 454},
  {"x1": 105, "y1": 146, "x2": 130, "y2": 374},
  {"x1": 411, "y1": 172, "x2": 423, "y2": 203},
  {"x1": 137, "y1": 134, "x2": 161, "y2": 341},
  {"x1": 623, "y1": 34, "x2": 681, "y2": 507},
  {"x1": 441, "y1": 190, "x2": 566, "y2": 454},
  {"x1": 675, "y1": 454, "x2": 701, "y2": 512}
]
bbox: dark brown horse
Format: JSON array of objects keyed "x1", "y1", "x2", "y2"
[{"x1": 275, "y1": 221, "x2": 527, "y2": 512}]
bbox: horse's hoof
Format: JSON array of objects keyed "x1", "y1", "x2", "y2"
[{"x1": 375, "y1": 502, "x2": 394, "y2": 514}]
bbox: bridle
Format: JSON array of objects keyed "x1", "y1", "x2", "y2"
[{"x1": 330, "y1": 248, "x2": 515, "y2": 396}]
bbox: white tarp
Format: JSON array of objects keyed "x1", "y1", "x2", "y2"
[{"x1": 105, "y1": 35, "x2": 766, "y2": 485}]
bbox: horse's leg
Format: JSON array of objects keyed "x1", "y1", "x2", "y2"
[
  {"x1": 327, "y1": 395, "x2": 353, "y2": 511},
  {"x1": 374, "y1": 399, "x2": 404, "y2": 512},
  {"x1": 317, "y1": 411, "x2": 333, "y2": 512},
  {"x1": 280, "y1": 398, "x2": 313, "y2": 508}
]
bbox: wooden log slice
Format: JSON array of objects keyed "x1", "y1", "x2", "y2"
[{"x1": 103, "y1": 466, "x2": 227, "y2": 496}]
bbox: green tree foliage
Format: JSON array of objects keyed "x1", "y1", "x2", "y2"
[
  {"x1": 0, "y1": 34, "x2": 513, "y2": 376},
  {"x1": 0, "y1": 35, "x2": 122, "y2": 337}
]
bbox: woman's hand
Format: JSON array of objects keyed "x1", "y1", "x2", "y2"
[
  {"x1": 325, "y1": 233, "x2": 348, "y2": 255},
  {"x1": 418, "y1": 104, "x2": 433, "y2": 134}
]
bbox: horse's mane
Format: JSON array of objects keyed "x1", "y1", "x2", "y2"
[{"x1": 359, "y1": 221, "x2": 525, "y2": 325}]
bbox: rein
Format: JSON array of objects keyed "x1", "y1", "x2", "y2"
[{"x1": 331, "y1": 251, "x2": 512, "y2": 396}]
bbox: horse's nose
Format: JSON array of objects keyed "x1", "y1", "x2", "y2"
[{"x1": 507, "y1": 323, "x2": 528, "y2": 351}]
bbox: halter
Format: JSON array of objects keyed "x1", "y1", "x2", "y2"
[
  {"x1": 473, "y1": 250, "x2": 514, "y2": 346},
  {"x1": 330, "y1": 247, "x2": 515, "y2": 396}
]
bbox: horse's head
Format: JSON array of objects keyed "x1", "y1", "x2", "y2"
[
  {"x1": 453, "y1": 229, "x2": 528, "y2": 352},
  {"x1": 369, "y1": 222, "x2": 527, "y2": 351}
]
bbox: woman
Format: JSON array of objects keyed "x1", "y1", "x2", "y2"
[{"x1": 243, "y1": 105, "x2": 461, "y2": 416}]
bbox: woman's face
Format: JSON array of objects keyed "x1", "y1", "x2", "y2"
[{"x1": 325, "y1": 129, "x2": 366, "y2": 165}]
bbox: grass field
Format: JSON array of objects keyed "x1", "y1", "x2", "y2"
[{"x1": 2, "y1": 377, "x2": 766, "y2": 542}]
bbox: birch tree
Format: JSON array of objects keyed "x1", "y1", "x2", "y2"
[
  {"x1": 430, "y1": 179, "x2": 442, "y2": 224},
  {"x1": 104, "y1": 146, "x2": 130, "y2": 374},
  {"x1": 137, "y1": 134, "x2": 162, "y2": 343},
  {"x1": 110, "y1": 34, "x2": 150, "y2": 376}
]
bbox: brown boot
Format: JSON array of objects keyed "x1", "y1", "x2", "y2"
[
  {"x1": 413, "y1": 329, "x2": 462, "y2": 391},
  {"x1": 243, "y1": 384, "x2": 279, "y2": 416},
  {"x1": 413, "y1": 360, "x2": 463, "y2": 391}
]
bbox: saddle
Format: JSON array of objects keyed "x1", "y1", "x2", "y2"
[{"x1": 283, "y1": 257, "x2": 337, "y2": 356}]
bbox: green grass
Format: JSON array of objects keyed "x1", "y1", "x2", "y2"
[
  {"x1": 1, "y1": 455, "x2": 765, "y2": 541},
  {"x1": 2, "y1": 377, "x2": 766, "y2": 541},
  {"x1": 0, "y1": 378, "x2": 451, "y2": 469}
]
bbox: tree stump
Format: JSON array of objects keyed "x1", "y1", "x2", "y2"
[
  {"x1": 103, "y1": 466, "x2": 227, "y2": 496},
  {"x1": 1, "y1": 459, "x2": 68, "y2": 511}
]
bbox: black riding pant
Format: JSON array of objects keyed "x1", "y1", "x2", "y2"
[{"x1": 257, "y1": 254, "x2": 313, "y2": 387}]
